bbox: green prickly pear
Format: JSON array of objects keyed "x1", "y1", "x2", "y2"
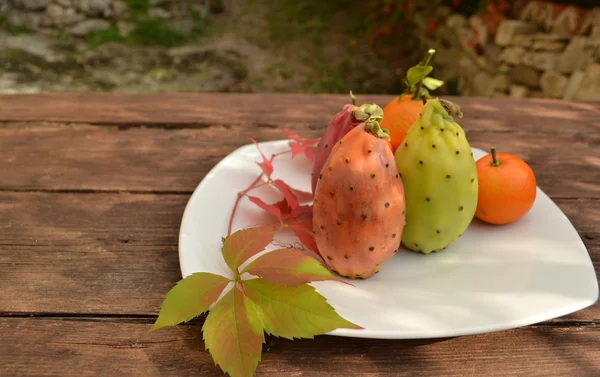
[{"x1": 393, "y1": 98, "x2": 478, "y2": 254}]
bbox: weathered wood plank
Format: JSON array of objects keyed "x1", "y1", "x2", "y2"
[
  {"x1": 1, "y1": 318, "x2": 599, "y2": 377},
  {"x1": 0, "y1": 94, "x2": 598, "y2": 133},
  {"x1": 0, "y1": 192, "x2": 597, "y2": 320},
  {"x1": 0, "y1": 126, "x2": 598, "y2": 198}
]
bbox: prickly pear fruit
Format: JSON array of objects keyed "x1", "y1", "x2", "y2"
[
  {"x1": 311, "y1": 93, "x2": 362, "y2": 194},
  {"x1": 394, "y1": 98, "x2": 478, "y2": 254},
  {"x1": 313, "y1": 104, "x2": 406, "y2": 279}
]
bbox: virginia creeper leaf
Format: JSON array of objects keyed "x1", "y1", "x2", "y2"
[
  {"x1": 282, "y1": 129, "x2": 302, "y2": 141},
  {"x1": 289, "y1": 143, "x2": 309, "y2": 158},
  {"x1": 152, "y1": 272, "x2": 231, "y2": 331},
  {"x1": 282, "y1": 129, "x2": 319, "y2": 146},
  {"x1": 244, "y1": 279, "x2": 362, "y2": 340},
  {"x1": 247, "y1": 196, "x2": 282, "y2": 222},
  {"x1": 406, "y1": 65, "x2": 433, "y2": 87},
  {"x1": 222, "y1": 225, "x2": 275, "y2": 271},
  {"x1": 272, "y1": 179, "x2": 299, "y2": 210},
  {"x1": 282, "y1": 129, "x2": 318, "y2": 160},
  {"x1": 302, "y1": 146, "x2": 316, "y2": 160},
  {"x1": 287, "y1": 186, "x2": 313, "y2": 203},
  {"x1": 241, "y1": 248, "x2": 342, "y2": 286},
  {"x1": 422, "y1": 77, "x2": 444, "y2": 90},
  {"x1": 250, "y1": 138, "x2": 273, "y2": 178},
  {"x1": 289, "y1": 221, "x2": 319, "y2": 253},
  {"x1": 203, "y1": 286, "x2": 265, "y2": 377}
]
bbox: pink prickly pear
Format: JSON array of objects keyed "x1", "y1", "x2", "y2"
[
  {"x1": 311, "y1": 92, "x2": 362, "y2": 194},
  {"x1": 313, "y1": 104, "x2": 406, "y2": 279}
]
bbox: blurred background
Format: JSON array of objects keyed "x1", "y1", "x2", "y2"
[{"x1": 0, "y1": 0, "x2": 598, "y2": 100}]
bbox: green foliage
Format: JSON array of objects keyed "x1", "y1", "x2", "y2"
[
  {"x1": 153, "y1": 225, "x2": 360, "y2": 377},
  {"x1": 85, "y1": 25, "x2": 124, "y2": 49},
  {"x1": 124, "y1": 0, "x2": 150, "y2": 14},
  {"x1": 128, "y1": 17, "x2": 187, "y2": 47},
  {"x1": 152, "y1": 272, "x2": 231, "y2": 331},
  {"x1": 84, "y1": 17, "x2": 192, "y2": 49},
  {"x1": 7, "y1": 25, "x2": 31, "y2": 36}
]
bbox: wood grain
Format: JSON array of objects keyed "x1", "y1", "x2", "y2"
[
  {"x1": 0, "y1": 192, "x2": 598, "y2": 319},
  {"x1": 0, "y1": 125, "x2": 598, "y2": 198},
  {"x1": 0, "y1": 93, "x2": 598, "y2": 132},
  {"x1": 1, "y1": 318, "x2": 599, "y2": 377}
]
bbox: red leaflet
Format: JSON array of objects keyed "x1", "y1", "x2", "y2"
[
  {"x1": 272, "y1": 178, "x2": 312, "y2": 205},
  {"x1": 288, "y1": 186, "x2": 312, "y2": 203},
  {"x1": 289, "y1": 222, "x2": 319, "y2": 253},
  {"x1": 290, "y1": 143, "x2": 309, "y2": 158},
  {"x1": 281, "y1": 129, "x2": 302, "y2": 141},
  {"x1": 250, "y1": 138, "x2": 273, "y2": 178},
  {"x1": 247, "y1": 196, "x2": 282, "y2": 222},
  {"x1": 241, "y1": 248, "x2": 339, "y2": 286},
  {"x1": 222, "y1": 225, "x2": 276, "y2": 271},
  {"x1": 272, "y1": 179, "x2": 299, "y2": 210},
  {"x1": 282, "y1": 128, "x2": 319, "y2": 160}
]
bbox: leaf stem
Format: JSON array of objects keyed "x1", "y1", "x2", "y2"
[
  {"x1": 227, "y1": 152, "x2": 287, "y2": 236},
  {"x1": 411, "y1": 49, "x2": 436, "y2": 101}
]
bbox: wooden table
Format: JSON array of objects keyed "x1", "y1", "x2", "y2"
[{"x1": 0, "y1": 93, "x2": 599, "y2": 376}]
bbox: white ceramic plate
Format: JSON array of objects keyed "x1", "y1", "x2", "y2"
[{"x1": 179, "y1": 140, "x2": 599, "y2": 339}]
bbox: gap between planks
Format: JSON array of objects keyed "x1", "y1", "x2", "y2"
[
  {"x1": 0, "y1": 187, "x2": 596, "y2": 200},
  {"x1": 0, "y1": 312, "x2": 597, "y2": 329}
]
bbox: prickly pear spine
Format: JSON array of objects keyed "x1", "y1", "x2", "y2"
[{"x1": 394, "y1": 98, "x2": 478, "y2": 254}]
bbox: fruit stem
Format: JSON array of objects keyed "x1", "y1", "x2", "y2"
[
  {"x1": 353, "y1": 104, "x2": 391, "y2": 140},
  {"x1": 349, "y1": 90, "x2": 356, "y2": 106},
  {"x1": 411, "y1": 49, "x2": 436, "y2": 101},
  {"x1": 439, "y1": 98, "x2": 463, "y2": 119},
  {"x1": 490, "y1": 147, "x2": 501, "y2": 167}
]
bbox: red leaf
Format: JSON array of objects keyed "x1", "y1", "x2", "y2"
[
  {"x1": 289, "y1": 223, "x2": 319, "y2": 254},
  {"x1": 288, "y1": 186, "x2": 313, "y2": 203},
  {"x1": 242, "y1": 248, "x2": 341, "y2": 286},
  {"x1": 289, "y1": 204, "x2": 312, "y2": 220},
  {"x1": 250, "y1": 138, "x2": 273, "y2": 178},
  {"x1": 222, "y1": 225, "x2": 275, "y2": 271},
  {"x1": 282, "y1": 129, "x2": 302, "y2": 142},
  {"x1": 303, "y1": 146, "x2": 316, "y2": 160},
  {"x1": 248, "y1": 196, "x2": 282, "y2": 222},
  {"x1": 272, "y1": 179, "x2": 299, "y2": 210},
  {"x1": 289, "y1": 143, "x2": 307, "y2": 158},
  {"x1": 283, "y1": 129, "x2": 318, "y2": 161}
]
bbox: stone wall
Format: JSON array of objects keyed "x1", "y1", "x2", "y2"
[
  {"x1": 2, "y1": 0, "x2": 210, "y2": 37},
  {"x1": 414, "y1": 1, "x2": 600, "y2": 101}
]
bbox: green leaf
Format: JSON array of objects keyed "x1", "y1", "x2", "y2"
[
  {"x1": 406, "y1": 65, "x2": 433, "y2": 87},
  {"x1": 422, "y1": 77, "x2": 444, "y2": 91},
  {"x1": 244, "y1": 278, "x2": 362, "y2": 340},
  {"x1": 152, "y1": 272, "x2": 231, "y2": 331},
  {"x1": 203, "y1": 286, "x2": 265, "y2": 377},
  {"x1": 222, "y1": 225, "x2": 275, "y2": 272},
  {"x1": 241, "y1": 248, "x2": 348, "y2": 286}
]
